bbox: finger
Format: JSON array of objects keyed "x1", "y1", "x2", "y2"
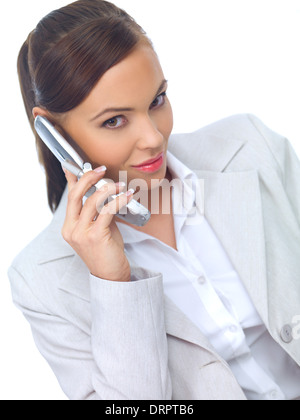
[
  {"x1": 62, "y1": 167, "x2": 77, "y2": 191},
  {"x1": 96, "y1": 189, "x2": 134, "y2": 228},
  {"x1": 78, "y1": 182, "x2": 126, "y2": 227},
  {"x1": 65, "y1": 166, "x2": 107, "y2": 222},
  {"x1": 70, "y1": 166, "x2": 107, "y2": 202}
]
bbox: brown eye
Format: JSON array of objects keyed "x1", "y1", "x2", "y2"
[
  {"x1": 150, "y1": 92, "x2": 166, "y2": 110},
  {"x1": 107, "y1": 118, "x2": 118, "y2": 127},
  {"x1": 103, "y1": 116, "x2": 126, "y2": 129}
]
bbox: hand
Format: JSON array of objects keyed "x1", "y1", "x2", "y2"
[{"x1": 61, "y1": 167, "x2": 134, "y2": 282}]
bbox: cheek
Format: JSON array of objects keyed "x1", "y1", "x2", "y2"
[
  {"x1": 90, "y1": 137, "x2": 141, "y2": 184},
  {"x1": 71, "y1": 128, "x2": 132, "y2": 169},
  {"x1": 90, "y1": 142, "x2": 129, "y2": 167},
  {"x1": 61, "y1": 121, "x2": 133, "y2": 180},
  {"x1": 89, "y1": 143, "x2": 132, "y2": 182}
]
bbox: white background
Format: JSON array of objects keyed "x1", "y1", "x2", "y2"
[{"x1": 1, "y1": 0, "x2": 300, "y2": 400}]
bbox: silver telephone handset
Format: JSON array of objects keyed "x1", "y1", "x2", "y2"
[{"x1": 34, "y1": 116, "x2": 151, "y2": 227}]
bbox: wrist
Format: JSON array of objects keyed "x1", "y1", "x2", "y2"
[{"x1": 90, "y1": 269, "x2": 131, "y2": 283}]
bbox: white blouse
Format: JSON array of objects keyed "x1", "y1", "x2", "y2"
[{"x1": 116, "y1": 151, "x2": 300, "y2": 400}]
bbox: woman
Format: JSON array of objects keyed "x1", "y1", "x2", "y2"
[{"x1": 9, "y1": 0, "x2": 300, "y2": 400}]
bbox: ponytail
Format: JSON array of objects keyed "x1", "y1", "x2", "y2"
[
  {"x1": 17, "y1": 33, "x2": 67, "y2": 213},
  {"x1": 17, "y1": 34, "x2": 35, "y2": 125}
]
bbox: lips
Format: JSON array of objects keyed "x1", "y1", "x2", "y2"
[
  {"x1": 132, "y1": 152, "x2": 165, "y2": 173},
  {"x1": 133, "y1": 153, "x2": 164, "y2": 168}
]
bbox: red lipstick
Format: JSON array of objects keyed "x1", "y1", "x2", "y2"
[{"x1": 132, "y1": 152, "x2": 164, "y2": 173}]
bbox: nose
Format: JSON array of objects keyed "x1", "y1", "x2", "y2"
[{"x1": 135, "y1": 115, "x2": 164, "y2": 150}]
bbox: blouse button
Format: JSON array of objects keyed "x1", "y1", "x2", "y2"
[
  {"x1": 197, "y1": 276, "x2": 206, "y2": 285},
  {"x1": 280, "y1": 325, "x2": 293, "y2": 344}
]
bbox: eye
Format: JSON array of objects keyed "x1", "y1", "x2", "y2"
[
  {"x1": 102, "y1": 116, "x2": 127, "y2": 129},
  {"x1": 150, "y1": 92, "x2": 167, "y2": 110}
]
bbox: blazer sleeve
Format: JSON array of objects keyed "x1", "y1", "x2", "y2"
[
  {"x1": 247, "y1": 114, "x2": 300, "y2": 225},
  {"x1": 8, "y1": 265, "x2": 172, "y2": 400}
]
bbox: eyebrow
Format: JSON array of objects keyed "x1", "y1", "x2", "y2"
[{"x1": 90, "y1": 79, "x2": 168, "y2": 122}]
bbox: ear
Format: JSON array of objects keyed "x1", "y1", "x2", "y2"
[
  {"x1": 32, "y1": 107, "x2": 63, "y2": 136},
  {"x1": 32, "y1": 106, "x2": 50, "y2": 119},
  {"x1": 32, "y1": 106, "x2": 59, "y2": 123}
]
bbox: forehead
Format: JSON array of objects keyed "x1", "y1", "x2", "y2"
[{"x1": 78, "y1": 44, "x2": 165, "y2": 113}]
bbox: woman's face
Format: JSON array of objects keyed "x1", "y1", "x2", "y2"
[{"x1": 57, "y1": 43, "x2": 173, "y2": 189}]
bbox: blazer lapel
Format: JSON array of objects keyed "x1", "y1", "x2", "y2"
[
  {"x1": 170, "y1": 129, "x2": 269, "y2": 325},
  {"x1": 164, "y1": 294, "x2": 223, "y2": 354},
  {"x1": 169, "y1": 129, "x2": 245, "y2": 173},
  {"x1": 37, "y1": 189, "x2": 75, "y2": 265},
  {"x1": 194, "y1": 169, "x2": 269, "y2": 327}
]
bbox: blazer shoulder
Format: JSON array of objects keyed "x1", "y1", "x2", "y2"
[
  {"x1": 7, "y1": 225, "x2": 53, "y2": 313},
  {"x1": 169, "y1": 114, "x2": 276, "y2": 172},
  {"x1": 169, "y1": 114, "x2": 293, "y2": 173},
  {"x1": 9, "y1": 226, "x2": 51, "y2": 276},
  {"x1": 171, "y1": 113, "x2": 282, "y2": 144},
  {"x1": 8, "y1": 215, "x2": 74, "y2": 289}
]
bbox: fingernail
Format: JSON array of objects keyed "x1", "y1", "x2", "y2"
[
  {"x1": 126, "y1": 188, "x2": 135, "y2": 197},
  {"x1": 94, "y1": 165, "x2": 107, "y2": 173}
]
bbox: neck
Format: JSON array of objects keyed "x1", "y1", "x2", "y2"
[{"x1": 146, "y1": 167, "x2": 173, "y2": 216}]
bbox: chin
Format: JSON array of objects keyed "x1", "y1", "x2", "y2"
[{"x1": 144, "y1": 164, "x2": 168, "y2": 188}]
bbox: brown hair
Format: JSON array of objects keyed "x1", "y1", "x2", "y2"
[{"x1": 17, "y1": 0, "x2": 151, "y2": 212}]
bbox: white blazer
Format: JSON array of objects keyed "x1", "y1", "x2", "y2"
[{"x1": 8, "y1": 114, "x2": 300, "y2": 400}]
